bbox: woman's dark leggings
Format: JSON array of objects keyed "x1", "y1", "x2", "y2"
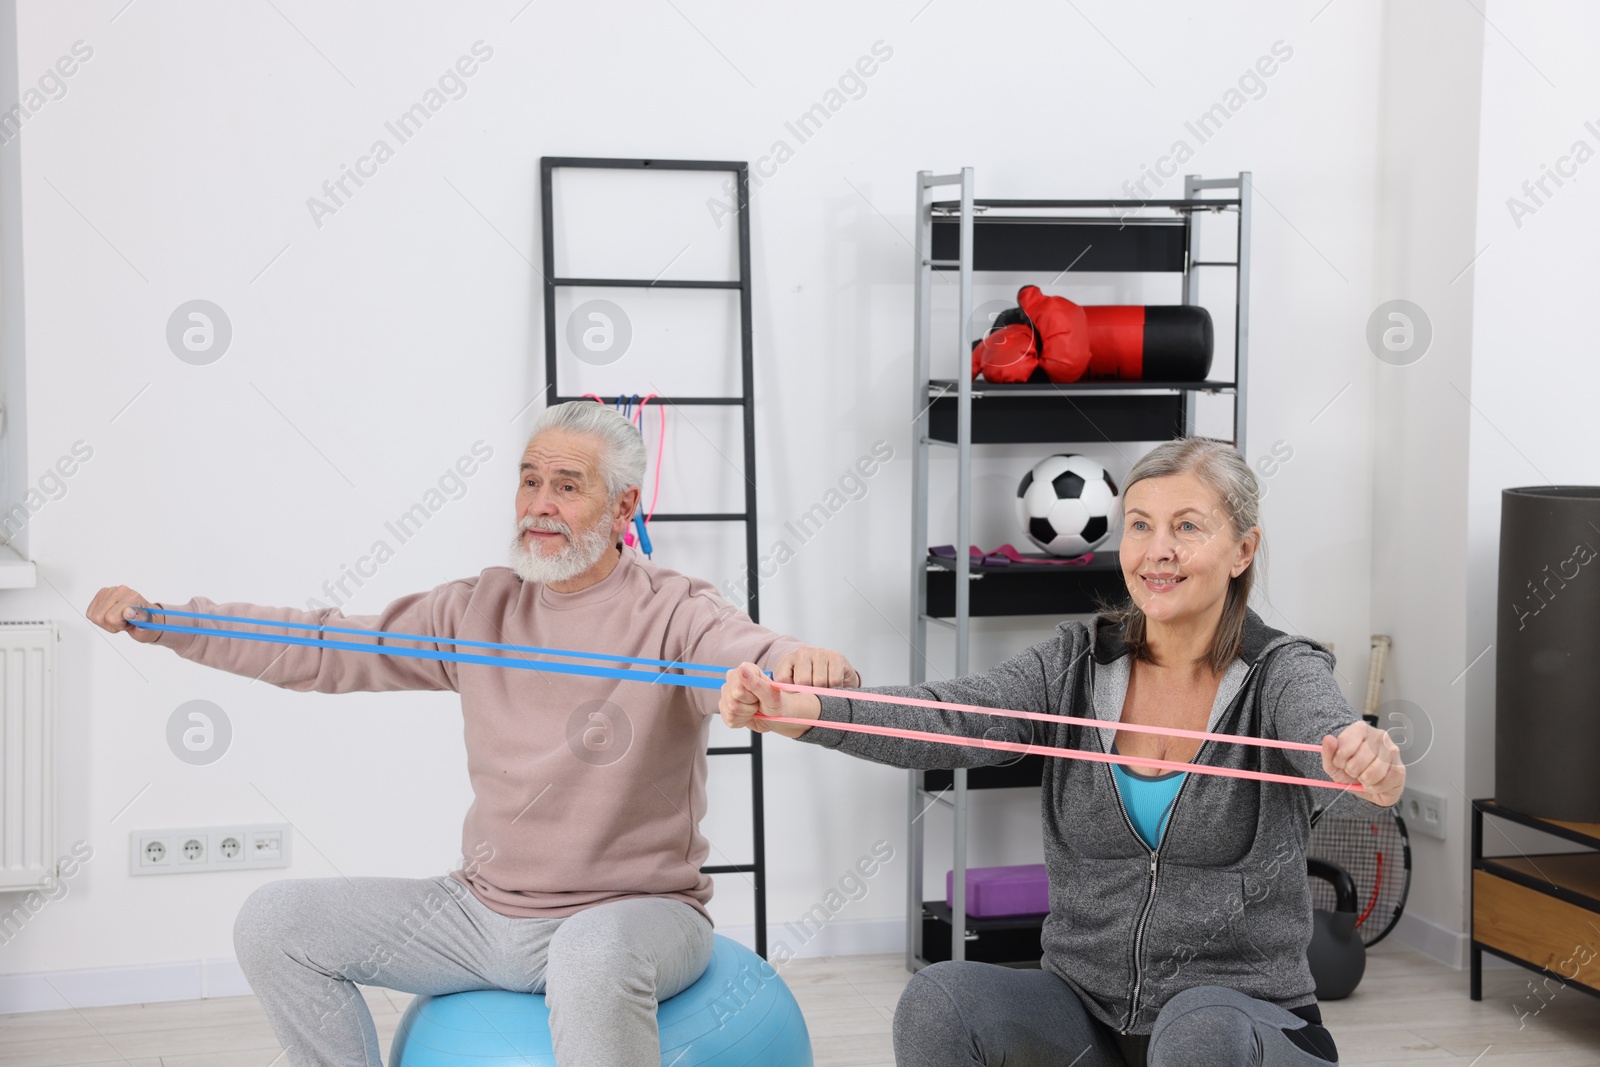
[{"x1": 892, "y1": 961, "x2": 1339, "y2": 1067}]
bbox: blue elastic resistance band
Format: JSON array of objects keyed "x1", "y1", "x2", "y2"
[
  {"x1": 127, "y1": 618, "x2": 727, "y2": 691},
  {"x1": 632, "y1": 511, "x2": 653, "y2": 556},
  {"x1": 141, "y1": 608, "x2": 729, "y2": 675}
]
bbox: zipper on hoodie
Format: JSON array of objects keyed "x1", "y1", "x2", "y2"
[
  {"x1": 1117, "y1": 770, "x2": 1187, "y2": 1032},
  {"x1": 1111, "y1": 659, "x2": 1261, "y2": 1034}
]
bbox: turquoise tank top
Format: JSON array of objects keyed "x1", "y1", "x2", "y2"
[{"x1": 1110, "y1": 744, "x2": 1187, "y2": 849}]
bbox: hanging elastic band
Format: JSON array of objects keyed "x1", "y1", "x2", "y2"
[
  {"x1": 630, "y1": 393, "x2": 663, "y2": 554},
  {"x1": 632, "y1": 512, "x2": 653, "y2": 557},
  {"x1": 639, "y1": 394, "x2": 664, "y2": 524}
]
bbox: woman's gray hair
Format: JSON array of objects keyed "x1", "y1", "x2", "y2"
[
  {"x1": 526, "y1": 401, "x2": 646, "y2": 500},
  {"x1": 1100, "y1": 437, "x2": 1263, "y2": 672}
]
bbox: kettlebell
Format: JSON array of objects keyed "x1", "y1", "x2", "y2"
[{"x1": 1306, "y1": 857, "x2": 1366, "y2": 1000}]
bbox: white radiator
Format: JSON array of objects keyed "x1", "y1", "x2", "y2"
[{"x1": 0, "y1": 622, "x2": 57, "y2": 891}]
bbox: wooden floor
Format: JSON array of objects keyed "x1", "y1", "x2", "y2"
[{"x1": 1, "y1": 941, "x2": 1597, "y2": 1065}]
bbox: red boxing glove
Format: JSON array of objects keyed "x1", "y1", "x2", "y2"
[
  {"x1": 972, "y1": 323, "x2": 1038, "y2": 382},
  {"x1": 1017, "y1": 286, "x2": 1090, "y2": 383}
]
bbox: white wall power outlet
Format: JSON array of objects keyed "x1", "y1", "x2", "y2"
[
  {"x1": 1399, "y1": 787, "x2": 1448, "y2": 841},
  {"x1": 130, "y1": 824, "x2": 293, "y2": 876}
]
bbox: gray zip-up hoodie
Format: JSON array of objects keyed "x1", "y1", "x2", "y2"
[{"x1": 801, "y1": 609, "x2": 1358, "y2": 1035}]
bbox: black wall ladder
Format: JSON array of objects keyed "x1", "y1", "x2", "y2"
[{"x1": 539, "y1": 156, "x2": 768, "y2": 957}]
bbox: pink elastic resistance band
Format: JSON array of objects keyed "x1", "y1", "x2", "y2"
[
  {"x1": 633, "y1": 393, "x2": 664, "y2": 523},
  {"x1": 759, "y1": 681, "x2": 1365, "y2": 794}
]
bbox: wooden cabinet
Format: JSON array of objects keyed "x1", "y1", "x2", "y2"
[{"x1": 1470, "y1": 798, "x2": 1600, "y2": 1004}]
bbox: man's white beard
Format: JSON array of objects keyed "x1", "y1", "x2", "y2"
[{"x1": 508, "y1": 513, "x2": 615, "y2": 585}]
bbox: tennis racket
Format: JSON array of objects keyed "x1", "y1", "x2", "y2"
[{"x1": 1306, "y1": 634, "x2": 1412, "y2": 946}]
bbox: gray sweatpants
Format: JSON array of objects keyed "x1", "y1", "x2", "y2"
[
  {"x1": 233, "y1": 875, "x2": 713, "y2": 1067},
  {"x1": 893, "y1": 961, "x2": 1339, "y2": 1067}
]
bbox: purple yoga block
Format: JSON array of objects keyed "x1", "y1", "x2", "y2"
[{"x1": 944, "y1": 864, "x2": 1049, "y2": 917}]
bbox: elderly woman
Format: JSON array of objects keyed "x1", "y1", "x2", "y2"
[{"x1": 721, "y1": 438, "x2": 1404, "y2": 1067}]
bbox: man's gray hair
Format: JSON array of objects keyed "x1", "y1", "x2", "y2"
[{"x1": 526, "y1": 401, "x2": 647, "y2": 500}]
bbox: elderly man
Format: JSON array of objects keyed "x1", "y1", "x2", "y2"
[{"x1": 87, "y1": 401, "x2": 856, "y2": 1067}]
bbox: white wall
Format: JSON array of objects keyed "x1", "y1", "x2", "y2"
[
  {"x1": 1464, "y1": 0, "x2": 1600, "y2": 910},
  {"x1": 1367, "y1": 0, "x2": 1483, "y2": 960},
  {"x1": 0, "y1": 0, "x2": 1388, "y2": 990},
  {"x1": 1366, "y1": 0, "x2": 1600, "y2": 964}
]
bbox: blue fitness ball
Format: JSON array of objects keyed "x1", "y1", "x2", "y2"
[{"x1": 390, "y1": 935, "x2": 812, "y2": 1066}]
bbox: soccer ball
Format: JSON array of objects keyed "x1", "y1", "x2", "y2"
[{"x1": 1015, "y1": 454, "x2": 1119, "y2": 557}]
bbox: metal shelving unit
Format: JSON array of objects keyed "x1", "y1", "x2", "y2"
[
  {"x1": 540, "y1": 156, "x2": 771, "y2": 958},
  {"x1": 905, "y1": 167, "x2": 1253, "y2": 970}
]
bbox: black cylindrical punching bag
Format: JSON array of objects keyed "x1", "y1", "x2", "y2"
[{"x1": 1496, "y1": 486, "x2": 1600, "y2": 821}]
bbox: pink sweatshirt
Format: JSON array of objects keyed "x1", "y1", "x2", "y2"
[{"x1": 152, "y1": 546, "x2": 800, "y2": 921}]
